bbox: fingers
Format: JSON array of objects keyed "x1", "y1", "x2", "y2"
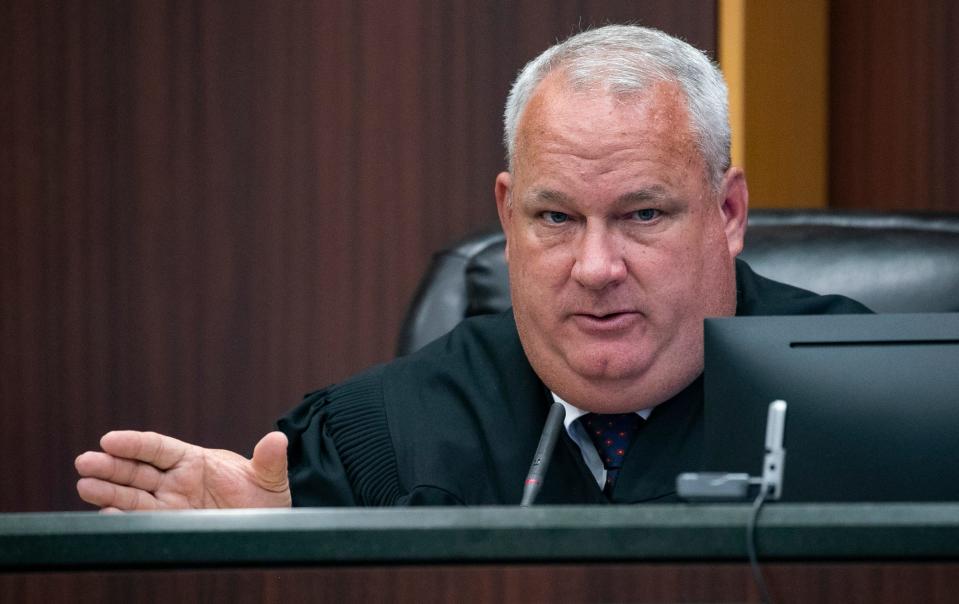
[
  {"x1": 99, "y1": 430, "x2": 191, "y2": 470},
  {"x1": 75, "y1": 451, "x2": 164, "y2": 492},
  {"x1": 76, "y1": 430, "x2": 193, "y2": 511},
  {"x1": 76, "y1": 477, "x2": 162, "y2": 511},
  {"x1": 251, "y1": 431, "x2": 289, "y2": 491}
]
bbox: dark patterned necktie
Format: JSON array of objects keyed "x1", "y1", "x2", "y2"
[{"x1": 581, "y1": 413, "x2": 645, "y2": 496}]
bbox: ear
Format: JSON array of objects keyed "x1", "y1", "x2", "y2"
[
  {"x1": 494, "y1": 171, "x2": 513, "y2": 262},
  {"x1": 718, "y1": 167, "x2": 749, "y2": 258}
]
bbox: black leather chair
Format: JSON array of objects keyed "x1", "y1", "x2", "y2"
[{"x1": 397, "y1": 210, "x2": 959, "y2": 356}]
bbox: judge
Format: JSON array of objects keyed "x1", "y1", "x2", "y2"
[{"x1": 74, "y1": 25, "x2": 867, "y2": 509}]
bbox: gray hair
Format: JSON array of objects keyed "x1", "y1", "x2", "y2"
[{"x1": 503, "y1": 24, "x2": 730, "y2": 189}]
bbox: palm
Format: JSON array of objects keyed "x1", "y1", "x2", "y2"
[{"x1": 175, "y1": 447, "x2": 290, "y2": 509}]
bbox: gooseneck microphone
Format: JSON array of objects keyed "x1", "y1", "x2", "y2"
[{"x1": 520, "y1": 401, "x2": 566, "y2": 506}]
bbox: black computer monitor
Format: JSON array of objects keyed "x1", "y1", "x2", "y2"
[{"x1": 703, "y1": 313, "x2": 959, "y2": 502}]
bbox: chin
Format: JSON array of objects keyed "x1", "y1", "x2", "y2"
[
  {"x1": 566, "y1": 340, "x2": 704, "y2": 401},
  {"x1": 565, "y1": 349, "x2": 653, "y2": 383},
  {"x1": 567, "y1": 354, "x2": 647, "y2": 381}
]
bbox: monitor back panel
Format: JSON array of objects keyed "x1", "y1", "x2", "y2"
[{"x1": 704, "y1": 313, "x2": 959, "y2": 502}]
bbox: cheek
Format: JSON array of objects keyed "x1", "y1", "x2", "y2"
[
  {"x1": 688, "y1": 220, "x2": 737, "y2": 314},
  {"x1": 512, "y1": 237, "x2": 570, "y2": 284},
  {"x1": 509, "y1": 249, "x2": 572, "y2": 324},
  {"x1": 634, "y1": 227, "x2": 717, "y2": 308},
  {"x1": 634, "y1": 234, "x2": 703, "y2": 285}
]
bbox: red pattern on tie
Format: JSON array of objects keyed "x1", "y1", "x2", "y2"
[{"x1": 582, "y1": 413, "x2": 645, "y2": 496}]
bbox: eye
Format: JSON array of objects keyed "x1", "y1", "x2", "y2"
[
  {"x1": 631, "y1": 208, "x2": 660, "y2": 222},
  {"x1": 542, "y1": 211, "x2": 570, "y2": 225}
]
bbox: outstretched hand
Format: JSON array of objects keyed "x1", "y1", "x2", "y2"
[{"x1": 75, "y1": 430, "x2": 292, "y2": 511}]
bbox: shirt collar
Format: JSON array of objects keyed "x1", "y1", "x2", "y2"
[{"x1": 550, "y1": 392, "x2": 653, "y2": 433}]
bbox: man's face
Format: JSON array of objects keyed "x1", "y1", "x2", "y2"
[{"x1": 495, "y1": 73, "x2": 747, "y2": 413}]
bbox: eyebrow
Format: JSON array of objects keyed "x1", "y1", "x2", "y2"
[
  {"x1": 528, "y1": 185, "x2": 671, "y2": 205},
  {"x1": 529, "y1": 189, "x2": 572, "y2": 204},
  {"x1": 617, "y1": 186, "x2": 670, "y2": 204}
]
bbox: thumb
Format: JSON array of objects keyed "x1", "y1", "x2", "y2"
[{"x1": 251, "y1": 431, "x2": 289, "y2": 490}]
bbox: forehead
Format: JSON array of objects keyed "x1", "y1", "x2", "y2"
[{"x1": 513, "y1": 72, "x2": 702, "y2": 180}]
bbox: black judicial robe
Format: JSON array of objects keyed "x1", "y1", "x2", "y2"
[{"x1": 278, "y1": 260, "x2": 870, "y2": 506}]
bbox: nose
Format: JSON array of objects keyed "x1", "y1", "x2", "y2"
[{"x1": 570, "y1": 224, "x2": 627, "y2": 290}]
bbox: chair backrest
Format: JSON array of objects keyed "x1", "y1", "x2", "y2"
[{"x1": 396, "y1": 210, "x2": 959, "y2": 356}]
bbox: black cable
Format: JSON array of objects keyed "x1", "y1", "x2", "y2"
[{"x1": 747, "y1": 486, "x2": 774, "y2": 604}]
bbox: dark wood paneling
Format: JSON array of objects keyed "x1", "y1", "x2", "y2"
[
  {"x1": 3, "y1": 563, "x2": 959, "y2": 603},
  {"x1": 830, "y1": 1, "x2": 959, "y2": 210},
  {"x1": 0, "y1": 0, "x2": 715, "y2": 512}
]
